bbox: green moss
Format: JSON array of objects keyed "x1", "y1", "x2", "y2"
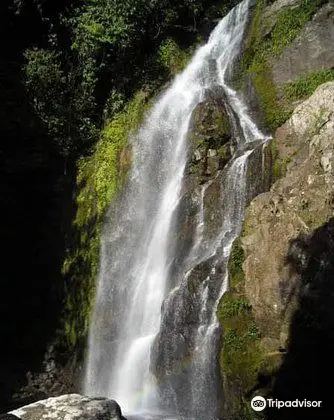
[
  {"x1": 250, "y1": 63, "x2": 292, "y2": 130},
  {"x1": 250, "y1": 0, "x2": 327, "y2": 63},
  {"x1": 284, "y1": 69, "x2": 334, "y2": 100},
  {"x1": 216, "y1": 112, "x2": 230, "y2": 144},
  {"x1": 227, "y1": 237, "x2": 245, "y2": 289},
  {"x1": 75, "y1": 91, "x2": 148, "y2": 224},
  {"x1": 217, "y1": 289, "x2": 265, "y2": 416},
  {"x1": 191, "y1": 99, "x2": 231, "y2": 150},
  {"x1": 217, "y1": 237, "x2": 274, "y2": 417},
  {"x1": 219, "y1": 313, "x2": 263, "y2": 388},
  {"x1": 240, "y1": 0, "x2": 265, "y2": 72},
  {"x1": 217, "y1": 144, "x2": 231, "y2": 166},
  {"x1": 157, "y1": 38, "x2": 197, "y2": 75},
  {"x1": 311, "y1": 109, "x2": 330, "y2": 139},
  {"x1": 219, "y1": 295, "x2": 252, "y2": 319},
  {"x1": 218, "y1": 238, "x2": 263, "y2": 392},
  {"x1": 240, "y1": 0, "x2": 325, "y2": 131},
  {"x1": 299, "y1": 209, "x2": 327, "y2": 230},
  {"x1": 270, "y1": 138, "x2": 289, "y2": 181},
  {"x1": 241, "y1": 217, "x2": 253, "y2": 238},
  {"x1": 61, "y1": 91, "x2": 149, "y2": 348},
  {"x1": 267, "y1": 0, "x2": 326, "y2": 56}
]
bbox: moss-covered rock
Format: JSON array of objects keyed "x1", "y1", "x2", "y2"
[
  {"x1": 157, "y1": 38, "x2": 198, "y2": 76},
  {"x1": 217, "y1": 238, "x2": 280, "y2": 420},
  {"x1": 218, "y1": 81, "x2": 334, "y2": 419},
  {"x1": 187, "y1": 87, "x2": 233, "y2": 185},
  {"x1": 219, "y1": 82, "x2": 334, "y2": 418},
  {"x1": 237, "y1": 0, "x2": 332, "y2": 132},
  {"x1": 244, "y1": 82, "x2": 334, "y2": 331},
  {"x1": 61, "y1": 91, "x2": 149, "y2": 350}
]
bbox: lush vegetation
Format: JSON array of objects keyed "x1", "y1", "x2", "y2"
[
  {"x1": 22, "y1": 0, "x2": 238, "y2": 159},
  {"x1": 158, "y1": 38, "x2": 197, "y2": 74},
  {"x1": 270, "y1": 138, "x2": 290, "y2": 181},
  {"x1": 62, "y1": 91, "x2": 149, "y2": 347},
  {"x1": 4, "y1": 0, "x2": 330, "y2": 409}
]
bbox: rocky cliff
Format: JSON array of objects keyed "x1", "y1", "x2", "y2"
[
  {"x1": 221, "y1": 82, "x2": 334, "y2": 419},
  {"x1": 218, "y1": 1, "x2": 334, "y2": 418}
]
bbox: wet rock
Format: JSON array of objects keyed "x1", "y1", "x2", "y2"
[
  {"x1": 152, "y1": 254, "x2": 224, "y2": 416},
  {"x1": 245, "y1": 139, "x2": 273, "y2": 204},
  {"x1": 186, "y1": 86, "x2": 234, "y2": 185},
  {"x1": 9, "y1": 394, "x2": 126, "y2": 420}
]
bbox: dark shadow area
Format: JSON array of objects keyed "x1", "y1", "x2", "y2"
[
  {"x1": 0, "y1": 1, "x2": 75, "y2": 412},
  {"x1": 266, "y1": 218, "x2": 334, "y2": 419}
]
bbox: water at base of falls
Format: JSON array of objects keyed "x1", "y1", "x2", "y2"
[
  {"x1": 126, "y1": 414, "x2": 178, "y2": 420},
  {"x1": 84, "y1": 0, "x2": 268, "y2": 418}
]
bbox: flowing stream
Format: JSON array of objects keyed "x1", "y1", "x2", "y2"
[{"x1": 84, "y1": 0, "x2": 268, "y2": 418}]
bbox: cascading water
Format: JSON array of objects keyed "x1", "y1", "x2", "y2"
[{"x1": 84, "y1": 0, "x2": 268, "y2": 418}]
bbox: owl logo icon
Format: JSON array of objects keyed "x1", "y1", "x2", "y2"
[{"x1": 251, "y1": 396, "x2": 267, "y2": 411}]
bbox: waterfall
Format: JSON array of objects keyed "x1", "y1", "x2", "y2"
[{"x1": 84, "y1": 0, "x2": 268, "y2": 418}]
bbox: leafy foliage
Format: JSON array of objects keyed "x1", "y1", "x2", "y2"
[
  {"x1": 24, "y1": 47, "x2": 98, "y2": 157},
  {"x1": 157, "y1": 38, "x2": 196, "y2": 74},
  {"x1": 22, "y1": 0, "x2": 239, "y2": 156}
]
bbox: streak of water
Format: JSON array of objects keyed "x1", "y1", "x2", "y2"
[{"x1": 85, "y1": 1, "x2": 267, "y2": 418}]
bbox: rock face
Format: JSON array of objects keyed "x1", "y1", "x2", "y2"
[
  {"x1": 168, "y1": 87, "x2": 236, "y2": 288},
  {"x1": 238, "y1": 0, "x2": 334, "y2": 132},
  {"x1": 242, "y1": 81, "x2": 334, "y2": 339},
  {"x1": 9, "y1": 394, "x2": 126, "y2": 420},
  {"x1": 186, "y1": 86, "x2": 234, "y2": 187},
  {"x1": 272, "y1": 2, "x2": 334, "y2": 86},
  {"x1": 220, "y1": 82, "x2": 334, "y2": 418}
]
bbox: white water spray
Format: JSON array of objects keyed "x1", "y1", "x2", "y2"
[{"x1": 85, "y1": 0, "x2": 268, "y2": 418}]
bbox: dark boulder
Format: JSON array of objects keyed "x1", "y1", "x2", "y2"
[{"x1": 187, "y1": 86, "x2": 235, "y2": 185}]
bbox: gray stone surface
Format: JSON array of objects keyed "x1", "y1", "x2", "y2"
[
  {"x1": 273, "y1": 2, "x2": 334, "y2": 85},
  {"x1": 9, "y1": 394, "x2": 126, "y2": 420},
  {"x1": 242, "y1": 82, "x2": 334, "y2": 340}
]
